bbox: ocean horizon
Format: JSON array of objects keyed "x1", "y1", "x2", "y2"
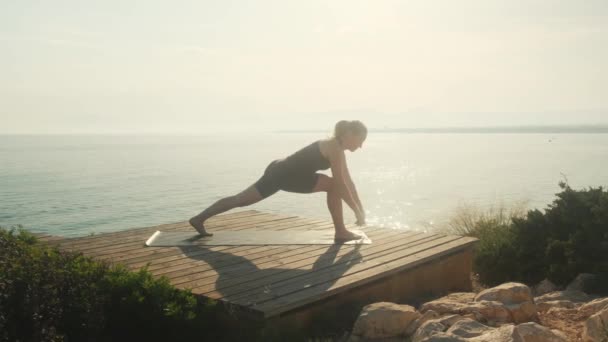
[{"x1": 1, "y1": 131, "x2": 607, "y2": 238}]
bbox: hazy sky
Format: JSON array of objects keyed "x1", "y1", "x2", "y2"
[{"x1": 2, "y1": 1, "x2": 607, "y2": 134}]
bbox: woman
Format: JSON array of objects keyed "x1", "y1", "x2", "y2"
[{"x1": 189, "y1": 120, "x2": 367, "y2": 241}]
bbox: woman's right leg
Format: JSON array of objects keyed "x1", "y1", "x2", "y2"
[{"x1": 189, "y1": 184, "x2": 266, "y2": 236}]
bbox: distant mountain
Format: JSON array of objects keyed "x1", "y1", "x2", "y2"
[
  {"x1": 277, "y1": 125, "x2": 608, "y2": 134},
  {"x1": 375, "y1": 125, "x2": 608, "y2": 133}
]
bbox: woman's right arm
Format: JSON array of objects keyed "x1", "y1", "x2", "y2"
[{"x1": 328, "y1": 146, "x2": 361, "y2": 215}]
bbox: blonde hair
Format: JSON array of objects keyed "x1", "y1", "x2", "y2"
[{"x1": 333, "y1": 120, "x2": 367, "y2": 141}]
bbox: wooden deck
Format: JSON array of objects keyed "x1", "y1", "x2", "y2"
[{"x1": 36, "y1": 210, "x2": 477, "y2": 329}]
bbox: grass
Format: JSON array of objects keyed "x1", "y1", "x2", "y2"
[{"x1": 440, "y1": 199, "x2": 529, "y2": 237}]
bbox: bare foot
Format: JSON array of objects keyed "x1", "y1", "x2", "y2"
[
  {"x1": 334, "y1": 229, "x2": 362, "y2": 242},
  {"x1": 189, "y1": 217, "x2": 213, "y2": 237}
]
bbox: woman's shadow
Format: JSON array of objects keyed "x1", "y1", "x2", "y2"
[{"x1": 177, "y1": 241, "x2": 363, "y2": 307}]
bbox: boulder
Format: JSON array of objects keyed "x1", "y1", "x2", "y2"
[
  {"x1": 583, "y1": 307, "x2": 608, "y2": 342},
  {"x1": 351, "y1": 302, "x2": 420, "y2": 339},
  {"x1": 506, "y1": 300, "x2": 539, "y2": 324},
  {"x1": 566, "y1": 273, "x2": 597, "y2": 293},
  {"x1": 420, "y1": 298, "x2": 469, "y2": 315},
  {"x1": 435, "y1": 315, "x2": 471, "y2": 328},
  {"x1": 411, "y1": 315, "x2": 472, "y2": 342},
  {"x1": 579, "y1": 297, "x2": 608, "y2": 318},
  {"x1": 418, "y1": 332, "x2": 468, "y2": 341},
  {"x1": 545, "y1": 307, "x2": 578, "y2": 317},
  {"x1": 412, "y1": 320, "x2": 447, "y2": 342},
  {"x1": 534, "y1": 279, "x2": 558, "y2": 296},
  {"x1": 474, "y1": 282, "x2": 533, "y2": 304},
  {"x1": 405, "y1": 309, "x2": 440, "y2": 336},
  {"x1": 445, "y1": 318, "x2": 493, "y2": 338},
  {"x1": 536, "y1": 300, "x2": 576, "y2": 313},
  {"x1": 513, "y1": 322, "x2": 568, "y2": 342},
  {"x1": 460, "y1": 300, "x2": 512, "y2": 325},
  {"x1": 474, "y1": 282, "x2": 538, "y2": 323},
  {"x1": 421, "y1": 297, "x2": 531, "y2": 325},
  {"x1": 440, "y1": 292, "x2": 477, "y2": 304},
  {"x1": 535, "y1": 290, "x2": 592, "y2": 304},
  {"x1": 468, "y1": 324, "x2": 517, "y2": 342}
]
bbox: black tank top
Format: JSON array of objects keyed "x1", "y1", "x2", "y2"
[{"x1": 272, "y1": 140, "x2": 330, "y2": 174}]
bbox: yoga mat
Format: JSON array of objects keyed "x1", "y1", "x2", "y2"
[{"x1": 145, "y1": 229, "x2": 371, "y2": 246}]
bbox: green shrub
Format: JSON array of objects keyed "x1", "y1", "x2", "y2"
[
  {"x1": 444, "y1": 201, "x2": 526, "y2": 285},
  {"x1": 510, "y1": 181, "x2": 608, "y2": 288},
  {"x1": 444, "y1": 182, "x2": 608, "y2": 292},
  {"x1": 0, "y1": 226, "x2": 228, "y2": 342}
]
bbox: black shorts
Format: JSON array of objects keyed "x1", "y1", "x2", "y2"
[{"x1": 254, "y1": 160, "x2": 321, "y2": 198}]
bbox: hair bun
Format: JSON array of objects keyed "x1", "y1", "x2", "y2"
[{"x1": 334, "y1": 120, "x2": 367, "y2": 139}]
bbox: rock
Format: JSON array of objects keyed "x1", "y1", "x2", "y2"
[
  {"x1": 579, "y1": 297, "x2": 608, "y2": 318},
  {"x1": 445, "y1": 318, "x2": 493, "y2": 338},
  {"x1": 348, "y1": 336, "x2": 403, "y2": 342},
  {"x1": 473, "y1": 282, "x2": 538, "y2": 323},
  {"x1": 534, "y1": 279, "x2": 558, "y2": 296},
  {"x1": 460, "y1": 300, "x2": 512, "y2": 325},
  {"x1": 583, "y1": 307, "x2": 608, "y2": 342},
  {"x1": 468, "y1": 324, "x2": 517, "y2": 342},
  {"x1": 420, "y1": 298, "x2": 470, "y2": 315},
  {"x1": 513, "y1": 322, "x2": 568, "y2": 341},
  {"x1": 440, "y1": 292, "x2": 477, "y2": 304},
  {"x1": 418, "y1": 332, "x2": 468, "y2": 341},
  {"x1": 411, "y1": 315, "x2": 470, "y2": 342},
  {"x1": 536, "y1": 300, "x2": 576, "y2": 313},
  {"x1": 506, "y1": 300, "x2": 539, "y2": 324},
  {"x1": 418, "y1": 293, "x2": 476, "y2": 315},
  {"x1": 421, "y1": 298, "x2": 529, "y2": 325},
  {"x1": 436, "y1": 315, "x2": 470, "y2": 328},
  {"x1": 535, "y1": 290, "x2": 592, "y2": 304},
  {"x1": 405, "y1": 310, "x2": 440, "y2": 336},
  {"x1": 474, "y1": 282, "x2": 533, "y2": 304},
  {"x1": 351, "y1": 302, "x2": 420, "y2": 339},
  {"x1": 551, "y1": 330, "x2": 570, "y2": 341},
  {"x1": 567, "y1": 273, "x2": 597, "y2": 293},
  {"x1": 421, "y1": 283, "x2": 540, "y2": 325},
  {"x1": 546, "y1": 307, "x2": 578, "y2": 316},
  {"x1": 412, "y1": 321, "x2": 446, "y2": 342}
]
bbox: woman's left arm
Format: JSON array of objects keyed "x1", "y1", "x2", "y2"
[{"x1": 345, "y1": 172, "x2": 365, "y2": 222}]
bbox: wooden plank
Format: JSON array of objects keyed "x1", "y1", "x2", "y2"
[
  {"x1": 255, "y1": 237, "x2": 477, "y2": 317},
  {"x1": 186, "y1": 230, "x2": 420, "y2": 298},
  {"x1": 172, "y1": 228, "x2": 414, "y2": 294},
  {"x1": 221, "y1": 232, "x2": 444, "y2": 304},
  {"x1": 231, "y1": 235, "x2": 462, "y2": 306}
]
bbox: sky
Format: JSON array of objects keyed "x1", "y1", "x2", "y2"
[{"x1": 1, "y1": 0, "x2": 607, "y2": 134}]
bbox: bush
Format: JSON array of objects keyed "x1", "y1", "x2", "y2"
[
  {"x1": 510, "y1": 181, "x2": 608, "y2": 288},
  {"x1": 444, "y1": 182, "x2": 608, "y2": 292},
  {"x1": 444, "y1": 201, "x2": 527, "y2": 286},
  {"x1": 0, "y1": 226, "x2": 229, "y2": 342}
]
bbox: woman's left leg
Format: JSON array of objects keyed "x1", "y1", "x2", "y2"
[
  {"x1": 311, "y1": 174, "x2": 362, "y2": 240},
  {"x1": 189, "y1": 184, "x2": 265, "y2": 236}
]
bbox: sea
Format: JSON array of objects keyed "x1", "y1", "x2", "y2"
[{"x1": 1, "y1": 132, "x2": 607, "y2": 237}]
